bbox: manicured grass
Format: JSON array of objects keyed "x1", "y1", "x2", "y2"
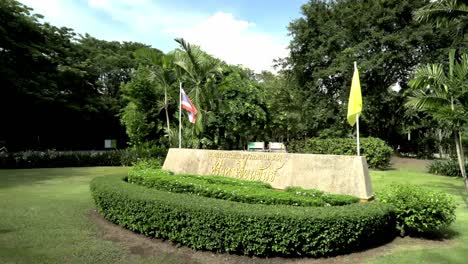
[
  {"x1": 368, "y1": 165, "x2": 468, "y2": 264},
  {"x1": 1, "y1": 161, "x2": 468, "y2": 263},
  {"x1": 0, "y1": 167, "x2": 185, "y2": 264}
]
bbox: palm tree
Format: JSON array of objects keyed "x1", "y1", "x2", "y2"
[
  {"x1": 414, "y1": 0, "x2": 467, "y2": 36},
  {"x1": 152, "y1": 53, "x2": 177, "y2": 135},
  {"x1": 134, "y1": 48, "x2": 177, "y2": 144},
  {"x1": 173, "y1": 38, "x2": 223, "y2": 134},
  {"x1": 406, "y1": 49, "x2": 468, "y2": 188}
]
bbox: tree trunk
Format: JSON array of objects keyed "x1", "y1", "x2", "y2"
[
  {"x1": 454, "y1": 130, "x2": 468, "y2": 188},
  {"x1": 164, "y1": 86, "x2": 171, "y2": 146},
  {"x1": 437, "y1": 129, "x2": 444, "y2": 159}
]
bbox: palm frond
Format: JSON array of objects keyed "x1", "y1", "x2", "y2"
[
  {"x1": 409, "y1": 63, "x2": 447, "y2": 91},
  {"x1": 414, "y1": 0, "x2": 468, "y2": 27},
  {"x1": 134, "y1": 48, "x2": 162, "y2": 66},
  {"x1": 453, "y1": 53, "x2": 468, "y2": 79},
  {"x1": 175, "y1": 38, "x2": 203, "y2": 80},
  {"x1": 406, "y1": 95, "x2": 451, "y2": 111}
]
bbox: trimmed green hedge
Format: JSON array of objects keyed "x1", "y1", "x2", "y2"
[
  {"x1": 428, "y1": 159, "x2": 467, "y2": 177},
  {"x1": 288, "y1": 137, "x2": 393, "y2": 169},
  {"x1": 127, "y1": 166, "x2": 359, "y2": 207},
  {"x1": 91, "y1": 175, "x2": 396, "y2": 257},
  {"x1": 0, "y1": 147, "x2": 165, "y2": 168}
]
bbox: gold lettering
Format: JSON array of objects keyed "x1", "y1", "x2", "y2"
[{"x1": 207, "y1": 152, "x2": 287, "y2": 183}]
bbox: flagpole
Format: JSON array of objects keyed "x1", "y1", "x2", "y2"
[
  {"x1": 179, "y1": 82, "x2": 182, "y2": 149},
  {"x1": 356, "y1": 113, "x2": 360, "y2": 156},
  {"x1": 354, "y1": 61, "x2": 360, "y2": 156}
]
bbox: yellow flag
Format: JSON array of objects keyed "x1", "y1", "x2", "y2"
[{"x1": 347, "y1": 63, "x2": 362, "y2": 126}]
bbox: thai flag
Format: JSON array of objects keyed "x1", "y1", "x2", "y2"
[{"x1": 180, "y1": 88, "x2": 198, "y2": 123}]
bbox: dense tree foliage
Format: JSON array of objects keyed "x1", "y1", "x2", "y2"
[
  {"x1": 121, "y1": 45, "x2": 269, "y2": 149},
  {"x1": 1, "y1": 0, "x2": 465, "y2": 155},
  {"x1": 0, "y1": 0, "x2": 147, "y2": 150},
  {"x1": 284, "y1": 0, "x2": 464, "y2": 149}
]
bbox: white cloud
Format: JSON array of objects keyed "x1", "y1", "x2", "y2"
[
  {"x1": 167, "y1": 12, "x2": 289, "y2": 72},
  {"x1": 18, "y1": 0, "x2": 289, "y2": 72},
  {"x1": 19, "y1": 0, "x2": 133, "y2": 41}
]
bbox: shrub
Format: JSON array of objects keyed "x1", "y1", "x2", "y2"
[
  {"x1": 377, "y1": 185, "x2": 456, "y2": 236},
  {"x1": 119, "y1": 143, "x2": 167, "y2": 166},
  {"x1": 428, "y1": 159, "x2": 467, "y2": 177},
  {"x1": 288, "y1": 137, "x2": 393, "y2": 169},
  {"x1": 0, "y1": 150, "x2": 123, "y2": 168},
  {"x1": 91, "y1": 175, "x2": 396, "y2": 257},
  {"x1": 0, "y1": 147, "x2": 166, "y2": 169},
  {"x1": 127, "y1": 167, "x2": 359, "y2": 207}
]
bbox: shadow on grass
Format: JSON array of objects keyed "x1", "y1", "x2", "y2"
[
  {"x1": 421, "y1": 181, "x2": 468, "y2": 207},
  {"x1": 373, "y1": 167, "x2": 397, "y2": 171},
  {"x1": 408, "y1": 227, "x2": 460, "y2": 241},
  {"x1": 0, "y1": 228, "x2": 15, "y2": 235}
]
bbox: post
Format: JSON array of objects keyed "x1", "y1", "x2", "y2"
[
  {"x1": 179, "y1": 82, "x2": 182, "y2": 149},
  {"x1": 356, "y1": 113, "x2": 360, "y2": 156}
]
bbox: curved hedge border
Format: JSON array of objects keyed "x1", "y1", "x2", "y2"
[
  {"x1": 91, "y1": 175, "x2": 396, "y2": 257},
  {"x1": 127, "y1": 168, "x2": 360, "y2": 207}
]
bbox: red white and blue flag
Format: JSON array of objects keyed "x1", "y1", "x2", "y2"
[{"x1": 180, "y1": 88, "x2": 198, "y2": 123}]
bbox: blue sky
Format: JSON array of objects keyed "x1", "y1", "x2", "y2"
[{"x1": 19, "y1": 0, "x2": 307, "y2": 72}]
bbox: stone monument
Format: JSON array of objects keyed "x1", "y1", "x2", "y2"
[{"x1": 162, "y1": 148, "x2": 373, "y2": 200}]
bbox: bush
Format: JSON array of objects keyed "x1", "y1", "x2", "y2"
[
  {"x1": 377, "y1": 185, "x2": 456, "y2": 236},
  {"x1": 428, "y1": 159, "x2": 467, "y2": 177},
  {"x1": 127, "y1": 167, "x2": 359, "y2": 207},
  {"x1": 288, "y1": 137, "x2": 393, "y2": 169},
  {"x1": 119, "y1": 143, "x2": 167, "y2": 166},
  {"x1": 91, "y1": 175, "x2": 396, "y2": 257},
  {"x1": 0, "y1": 146, "x2": 166, "y2": 169},
  {"x1": 285, "y1": 186, "x2": 362, "y2": 206},
  {"x1": 0, "y1": 150, "x2": 122, "y2": 168}
]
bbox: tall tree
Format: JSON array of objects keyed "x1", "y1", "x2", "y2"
[
  {"x1": 286, "y1": 0, "x2": 455, "y2": 144},
  {"x1": 0, "y1": 0, "x2": 151, "y2": 150},
  {"x1": 134, "y1": 48, "x2": 175, "y2": 140},
  {"x1": 258, "y1": 71, "x2": 308, "y2": 142},
  {"x1": 173, "y1": 38, "x2": 223, "y2": 135},
  {"x1": 213, "y1": 66, "x2": 268, "y2": 149}
]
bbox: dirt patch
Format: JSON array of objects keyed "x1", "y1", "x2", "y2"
[
  {"x1": 390, "y1": 157, "x2": 431, "y2": 172},
  {"x1": 89, "y1": 210, "x2": 453, "y2": 264}
]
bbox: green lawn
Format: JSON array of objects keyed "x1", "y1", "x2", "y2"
[
  {"x1": 0, "y1": 163, "x2": 468, "y2": 264},
  {"x1": 369, "y1": 167, "x2": 468, "y2": 264},
  {"x1": 0, "y1": 167, "x2": 158, "y2": 264}
]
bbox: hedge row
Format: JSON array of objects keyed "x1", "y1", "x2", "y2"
[
  {"x1": 127, "y1": 167, "x2": 359, "y2": 207},
  {"x1": 91, "y1": 175, "x2": 396, "y2": 257},
  {"x1": 428, "y1": 159, "x2": 467, "y2": 177},
  {"x1": 0, "y1": 146, "x2": 166, "y2": 168},
  {"x1": 288, "y1": 137, "x2": 393, "y2": 169}
]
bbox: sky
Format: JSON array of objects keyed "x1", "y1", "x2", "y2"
[{"x1": 18, "y1": 0, "x2": 307, "y2": 72}]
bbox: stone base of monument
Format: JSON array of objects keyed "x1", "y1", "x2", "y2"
[{"x1": 162, "y1": 148, "x2": 374, "y2": 200}]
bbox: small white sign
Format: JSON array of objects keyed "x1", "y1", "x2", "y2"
[
  {"x1": 269, "y1": 142, "x2": 285, "y2": 150},
  {"x1": 248, "y1": 142, "x2": 264, "y2": 150},
  {"x1": 104, "y1": 139, "x2": 112, "y2": 149}
]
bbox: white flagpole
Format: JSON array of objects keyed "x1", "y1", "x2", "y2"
[
  {"x1": 356, "y1": 113, "x2": 360, "y2": 156},
  {"x1": 354, "y1": 61, "x2": 360, "y2": 156},
  {"x1": 179, "y1": 82, "x2": 182, "y2": 149}
]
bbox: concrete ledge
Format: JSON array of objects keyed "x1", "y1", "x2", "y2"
[{"x1": 162, "y1": 148, "x2": 374, "y2": 199}]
